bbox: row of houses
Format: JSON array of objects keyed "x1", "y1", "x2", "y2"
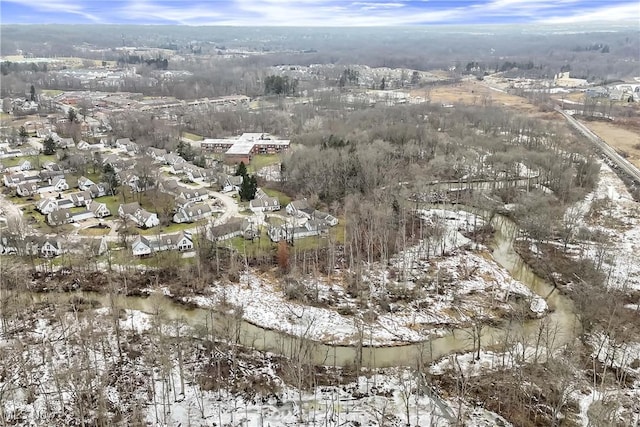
[{"x1": 0, "y1": 234, "x2": 107, "y2": 258}]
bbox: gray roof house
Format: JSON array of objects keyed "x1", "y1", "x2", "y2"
[
  {"x1": 118, "y1": 202, "x2": 159, "y2": 228},
  {"x1": 250, "y1": 197, "x2": 280, "y2": 212},
  {"x1": 173, "y1": 203, "x2": 213, "y2": 223},
  {"x1": 286, "y1": 199, "x2": 313, "y2": 218}
]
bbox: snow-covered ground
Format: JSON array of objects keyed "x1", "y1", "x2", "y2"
[
  {"x1": 0, "y1": 303, "x2": 511, "y2": 427},
  {"x1": 569, "y1": 163, "x2": 640, "y2": 291},
  {"x1": 188, "y1": 209, "x2": 544, "y2": 346}
]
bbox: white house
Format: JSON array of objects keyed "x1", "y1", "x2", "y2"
[
  {"x1": 0, "y1": 235, "x2": 19, "y2": 255},
  {"x1": 286, "y1": 199, "x2": 313, "y2": 219},
  {"x1": 173, "y1": 203, "x2": 213, "y2": 223},
  {"x1": 164, "y1": 152, "x2": 186, "y2": 166},
  {"x1": 179, "y1": 187, "x2": 208, "y2": 203},
  {"x1": 19, "y1": 159, "x2": 32, "y2": 171},
  {"x1": 249, "y1": 196, "x2": 280, "y2": 213},
  {"x1": 115, "y1": 138, "x2": 133, "y2": 150},
  {"x1": 147, "y1": 147, "x2": 167, "y2": 162},
  {"x1": 47, "y1": 208, "x2": 73, "y2": 226},
  {"x1": 77, "y1": 176, "x2": 95, "y2": 191},
  {"x1": 40, "y1": 238, "x2": 62, "y2": 257},
  {"x1": 57, "y1": 138, "x2": 75, "y2": 149},
  {"x1": 88, "y1": 201, "x2": 111, "y2": 218},
  {"x1": 131, "y1": 232, "x2": 193, "y2": 256},
  {"x1": 77, "y1": 236, "x2": 108, "y2": 257},
  {"x1": 68, "y1": 190, "x2": 92, "y2": 207},
  {"x1": 268, "y1": 220, "x2": 328, "y2": 242},
  {"x1": 154, "y1": 231, "x2": 194, "y2": 252},
  {"x1": 220, "y1": 175, "x2": 243, "y2": 193},
  {"x1": 16, "y1": 182, "x2": 38, "y2": 197},
  {"x1": 36, "y1": 197, "x2": 59, "y2": 215},
  {"x1": 313, "y1": 210, "x2": 339, "y2": 226},
  {"x1": 87, "y1": 183, "x2": 109, "y2": 198},
  {"x1": 118, "y1": 202, "x2": 160, "y2": 228},
  {"x1": 3, "y1": 173, "x2": 24, "y2": 187},
  {"x1": 208, "y1": 219, "x2": 247, "y2": 241},
  {"x1": 38, "y1": 176, "x2": 69, "y2": 194},
  {"x1": 131, "y1": 235, "x2": 153, "y2": 257}
]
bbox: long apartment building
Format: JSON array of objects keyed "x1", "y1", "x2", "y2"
[{"x1": 200, "y1": 132, "x2": 290, "y2": 164}]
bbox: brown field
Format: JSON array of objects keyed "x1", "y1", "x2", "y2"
[
  {"x1": 411, "y1": 79, "x2": 558, "y2": 120},
  {"x1": 581, "y1": 120, "x2": 640, "y2": 168}
]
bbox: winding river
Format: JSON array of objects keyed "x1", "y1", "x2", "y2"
[{"x1": 25, "y1": 212, "x2": 580, "y2": 368}]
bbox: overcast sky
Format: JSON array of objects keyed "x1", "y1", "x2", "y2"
[{"x1": 1, "y1": 0, "x2": 638, "y2": 26}]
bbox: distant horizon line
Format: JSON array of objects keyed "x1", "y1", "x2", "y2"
[{"x1": 1, "y1": 21, "x2": 638, "y2": 28}]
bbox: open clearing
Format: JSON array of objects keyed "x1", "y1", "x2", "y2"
[
  {"x1": 581, "y1": 120, "x2": 640, "y2": 168},
  {"x1": 411, "y1": 79, "x2": 556, "y2": 119}
]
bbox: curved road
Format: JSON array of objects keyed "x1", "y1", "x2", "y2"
[
  {"x1": 556, "y1": 107, "x2": 640, "y2": 184},
  {"x1": 208, "y1": 190, "x2": 239, "y2": 225}
]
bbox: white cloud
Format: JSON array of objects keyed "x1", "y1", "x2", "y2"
[
  {"x1": 116, "y1": 0, "x2": 222, "y2": 25},
  {"x1": 541, "y1": 2, "x2": 640, "y2": 24},
  {"x1": 4, "y1": 0, "x2": 638, "y2": 26},
  {"x1": 4, "y1": 0, "x2": 102, "y2": 22}
]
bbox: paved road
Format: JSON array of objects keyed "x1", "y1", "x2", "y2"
[
  {"x1": 556, "y1": 107, "x2": 640, "y2": 184},
  {"x1": 209, "y1": 191, "x2": 240, "y2": 225}
]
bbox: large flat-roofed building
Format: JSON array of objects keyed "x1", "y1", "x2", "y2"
[{"x1": 201, "y1": 133, "x2": 290, "y2": 164}]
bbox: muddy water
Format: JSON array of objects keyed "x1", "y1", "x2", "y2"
[{"x1": 25, "y1": 213, "x2": 579, "y2": 368}]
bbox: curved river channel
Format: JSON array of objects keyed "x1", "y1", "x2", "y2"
[{"x1": 27, "y1": 213, "x2": 580, "y2": 368}]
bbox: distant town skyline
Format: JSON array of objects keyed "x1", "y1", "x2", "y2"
[{"x1": 1, "y1": 0, "x2": 638, "y2": 26}]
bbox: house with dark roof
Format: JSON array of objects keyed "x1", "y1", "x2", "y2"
[
  {"x1": 147, "y1": 147, "x2": 167, "y2": 161},
  {"x1": 40, "y1": 238, "x2": 63, "y2": 257},
  {"x1": 173, "y1": 202, "x2": 213, "y2": 223},
  {"x1": 131, "y1": 235, "x2": 153, "y2": 257},
  {"x1": 3, "y1": 173, "x2": 25, "y2": 188},
  {"x1": 88, "y1": 200, "x2": 111, "y2": 218},
  {"x1": 16, "y1": 182, "x2": 38, "y2": 197},
  {"x1": 77, "y1": 176, "x2": 95, "y2": 191},
  {"x1": 87, "y1": 183, "x2": 109, "y2": 198},
  {"x1": 153, "y1": 231, "x2": 194, "y2": 252},
  {"x1": 267, "y1": 220, "x2": 328, "y2": 242},
  {"x1": 158, "y1": 179, "x2": 180, "y2": 195},
  {"x1": 68, "y1": 190, "x2": 92, "y2": 207},
  {"x1": 250, "y1": 196, "x2": 280, "y2": 212},
  {"x1": 286, "y1": 199, "x2": 313, "y2": 219},
  {"x1": 118, "y1": 202, "x2": 159, "y2": 228},
  {"x1": 179, "y1": 187, "x2": 208, "y2": 203},
  {"x1": 164, "y1": 152, "x2": 186, "y2": 166},
  {"x1": 38, "y1": 176, "x2": 69, "y2": 194},
  {"x1": 208, "y1": 218, "x2": 250, "y2": 241},
  {"x1": 47, "y1": 208, "x2": 73, "y2": 225},
  {"x1": 131, "y1": 231, "x2": 194, "y2": 256},
  {"x1": 36, "y1": 197, "x2": 59, "y2": 215},
  {"x1": 313, "y1": 210, "x2": 339, "y2": 226}
]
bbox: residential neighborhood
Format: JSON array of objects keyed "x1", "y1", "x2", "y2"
[{"x1": 0, "y1": 119, "x2": 340, "y2": 260}]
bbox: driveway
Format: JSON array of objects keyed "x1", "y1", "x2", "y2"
[{"x1": 209, "y1": 190, "x2": 239, "y2": 225}]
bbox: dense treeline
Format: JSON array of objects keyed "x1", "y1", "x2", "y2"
[
  {"x1": 281, "y1": 103, "x2": 599, "y2": 206},
  {"x1": 1, "y1": 25, "x2": 638, "y2": 99}
]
